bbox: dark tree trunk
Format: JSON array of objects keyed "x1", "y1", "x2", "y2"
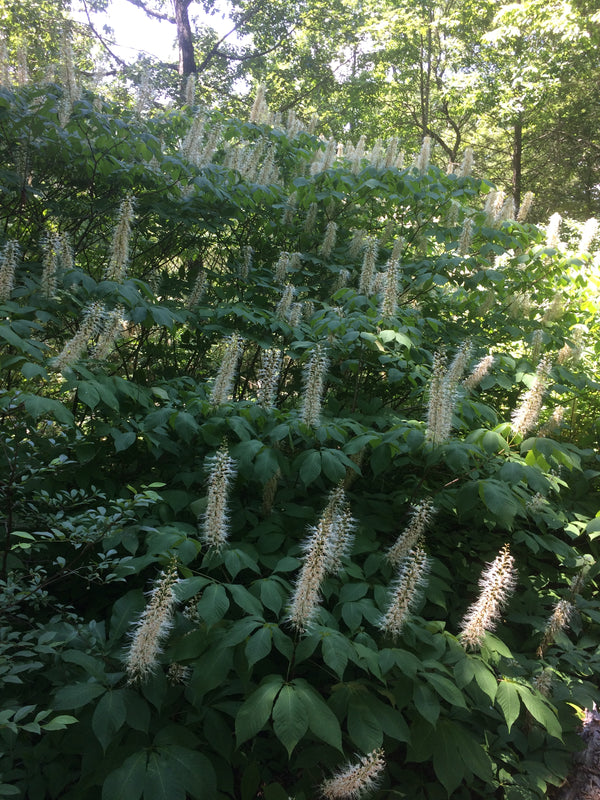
[{"x1": 172, "y1": 0, "x2": 196, "y2": 80}]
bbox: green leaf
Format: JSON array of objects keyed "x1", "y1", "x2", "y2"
[
  {"x1": 496, "y1": 681, "x2": 521, "y2": 732},
  {"x1": 424, "y1": 672, "x2": 468, "y2": 708},
  {"x1": 160, "y1": 746, "x2": 217, "y2": 800},
  {"x1": 433, "y1": 720, "x2": 467, "y2": 796},
  {"x1": 143, "y1": 752, "x2": 185, "y2": 800},
  {"x1": 196, "y1": 583, "x2": 229, "y2": 627},
  {"x1": 23, "y1": 393, "x2": 73, "y2": 425},
  {"x1": 236, "y1": 676, "x2": 284, "y2": 746},
  {"x1": 54, "y1": 682, "x2": 106, "y2": 710},
  {"x1": 471, "y1": 658, "x2": 498, "y2": 701},
  {"x1": 322, "y1": 634, "x2": 349, "y2": 679},
  {"x1": 293, "y1": 680, "x2": 343, "y2": 752},
  {"x1": 92, "y1": 689, "x2": 127, "y2": 750},
  {"x1": 227, "y1": 583, "x2": 263, "y2": 616},
  {"x1": 514, "y1": 685, "x2": 563, "y2": 740},
  {"x1": 347, "y1": 695, "x2": 383, "y2": 751},
  {"x1": 245, "y1": 626, "x2": 273, "y2": 668},
  {"x1": 413, "y1": 683, "x2": 440, "y2": 726},
  {"x1": 109, "y1": 591, "x2": 144, "y2": 643},
  {"x1": 299, "y1": 450, "x2": 322, "y2": 486},
  {"x1": 41, "y1": 714, "x2": 78, "y2": 731},
  {"x1": 102, "y1": 752, "x2": 147, "y2": 800},
  {"x1": 78, "y1": 381, "x2": 101, "y2": 409},
  {"x1": 113, "y1": 431, "x2": 137, "y2": 452},
  {"x1": 272, "y1": 684, "x2": 309, "y2": 757}
]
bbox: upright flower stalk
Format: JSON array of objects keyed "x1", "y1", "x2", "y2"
[
  {"x1": 210, "y1": 333, "x2": 242, "y2": 405},
  {"x1": 288, "y1": 487, "x2": 354, "y2": 632},
  {"x1": 386, "y1": 499, "x2": 436, "y2": 566},
  {"x1": 300, "y1": 343, "x2": 329, "y2": 427},
  {"x1": 379, "y1": 545, "x2": 430, "y2": 639},
  {"x1": 201, "y1": 445, "x2": 237, "y2": 551},
  {"x1": 256, "y1": 348, "x2": 282, "y2": 410},
  {"x1": 52, "y1": 301, "x2": 105, "y2": 371},
  {"x1": 511, "y1": 356, "x2": 552, "y2": 438},
  {"x1": 0, "y1": 240, "x2": 19, "y2": 301},
  {"x1": 359, "y1": 237, "x2": 378, "y2": 295},
  {"x1": 125, "y1": 561, "x2": 179, "y2": 683},
  {"x1": 379, "y1": 259, "x2": 399, "y2": 318},
  {"x1": 320, "y1": 748, "x2": 386, "y2": 800},
  {"x1": 459, "y1": 544, "x2": 516, "y2": 650},
  {"x1": 105, "y1": 195, "x2": 136, "y2": 282},
  {"x1": 426, "y1": 341, "x2": 471, "y2": 444}
]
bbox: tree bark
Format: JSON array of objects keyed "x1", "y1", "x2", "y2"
[
  {"x1": 172, "y1": 0, "x2": 196, "y2": 80},
  {"x1": 555, "y1": 707, "x2": 600, "y2": 800}
]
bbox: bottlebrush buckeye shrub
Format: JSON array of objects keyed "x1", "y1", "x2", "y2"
[{"x1": 0, "y1": 77, "x2": 600, "y2": 800}]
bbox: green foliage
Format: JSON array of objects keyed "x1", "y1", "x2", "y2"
[{"x1": 0, "y1": 78, "x2": 599, "y2": 799}]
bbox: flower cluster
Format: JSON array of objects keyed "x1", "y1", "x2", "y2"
[
  {"x1": 256, "y1": 348, "x2": 283, "y2": 410},
  {"x1": 300, "y1": 344, "x2": 329, "y2": 427},
  {"x1": 125, "y1": 561, "x2": 179, "y2": 683},
  {"x1": 209, "y1": 332, "x2": 243, "y2": 405},
  {"x1": 379, "y1": 545, "x2": 430, "y2": 639},
  {"x1": 288, "y1": 487, "x2": 355, "y2": 632},
  {"x1": 320, "y1": 748, "x2": 386, "y2": 800},
  {"x1": 459, "y1": 544, "x2": 516, "y2": 650},
  {"x1": 0, "y1": 240, "x2": 19, "y2": 301},
  {"x1": 52, "y1": 301, "x2": 105, "y2": 372},
  {"x1": 358, "y1": 237, "x2": 378, "y2": 295},
  {"x1": 426, "y1": 341, "x2": 471, "y2": 444},
  {"x1": 386, "y1": 499, "x2": 436, "y2": 566},
  {"x1": 511, "y1": 356, "x2": 552, "y2": 437},
  {"x1": 201, "y1": 445, "x2": 237, "y2": 551},
  {"x1": 462, "y1": 354, "x2": 494, "y2": 391},
  {"x1": 105, "y1": 195, "x2": 136, "y2": 282}
]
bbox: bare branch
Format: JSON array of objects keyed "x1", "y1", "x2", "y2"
[
  {"x1": 81, "y1": 0, "x2": 129, "y2": 68},
  {"x1": 124, "y1": 0, "x2": 174, "y2": 24}
]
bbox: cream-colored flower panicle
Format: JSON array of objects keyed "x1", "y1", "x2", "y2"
[
  {"x1": 52, "y1": 301, "x2": 105, "y2": 371},
  {"x1": 459, "y1": 544, "x2": 516, "y2": 650},
  {"x1": 105, "y1": 195, "x2": 136, "y2": 282},
  {"x1": 257, "y1": 348, "x2": 283, "y2": 410},
  {"x1": 125, "y1": 561, "x2": 179, "y2": 683},
  {"x1": 426, "y1": 341, "x2": 471, "y2": 444},
  {"x1": 209, "y1": 332, "x2": 243, "y2": 405},
  {"x1": 300, "y1": 343, "x2": 329, "y2": 427},
  {"x1": 359, "y1": 237, "x2": 378, "y2": 295},
  {"x1": 462, "y1": 354, "x2": 494, "y2": 392},
  {"x1": 537, "y1": 598, "x2": 574, "y2": 657},
  {"x1": 93, "y1": 305, "x2": 125, "y2": 360},
  {"x1": 201, "y1": 445, "x2": 237, "y2": 551},
  {"x1": 321, "y1": 748, "x2": 386, "y2": 800},
  {"x1": 386, "y1": 499, "x2": 436, "y2": 566},
  {"x1": 379, "y1": 258, "x2": 399, "y2": 318},
  {"x1": 320, "y1": 221, "x2": 338, "y2": 258},
  {"x1": 379, "y1": 545, "x2": 430, "y2": 639},
  {"x1": 511, "y1": 356, "x2": 552, "y2": 438},
  {"x1": 0, "y1": 240, "x2": 19, "y2": 301},
  {"x1": 288, "y1": 487, "x2": 354, "y2": 632}
]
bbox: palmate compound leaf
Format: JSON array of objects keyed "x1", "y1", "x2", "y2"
[
  {"x1": 514, "y1": 684, "x2": 563, "y2": 740},
  {"x1": 291, "y1": 679, "x2": 343, "y2": 752},
  {"x1": 235, "y1": 675, "x2": 285, "y2": 747}
]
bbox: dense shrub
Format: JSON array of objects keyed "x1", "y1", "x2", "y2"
[{"x1": 1, "y1": 79, "x2": 600, "y2": 800}]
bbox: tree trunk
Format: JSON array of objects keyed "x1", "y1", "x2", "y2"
[{"x1": 172, "y1": 0, "x2": 196, "y2": 81}]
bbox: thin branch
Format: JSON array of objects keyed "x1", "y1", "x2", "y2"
[
  {"x1": 81, "y1": 0, "x2": 129, "y2": 68},
  {"x1": 124, "y1": 0, "x2": 174, "y2": 23}
]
